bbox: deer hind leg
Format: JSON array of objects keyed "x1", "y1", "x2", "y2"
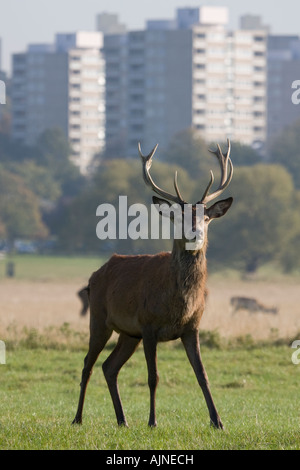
[
  {"x1": 72, "y1": 324, "x2": 113, "y2": 425},
  {"x1": 181, "y1": 330, "x2": 223, "y2": 429},
  {"x1": 102, "y1": 333, "x2": 141, "y2": 426},
  {"x1": 142, "y1": 326, "x2": 159, "y2": 427}
]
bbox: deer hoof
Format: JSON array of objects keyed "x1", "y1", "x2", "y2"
[
  {"x1": 118, "y1": 420, "x2": 129, "y2": 428},
  {"x1": 72, "y1": 417, "x2": 82, "y2": 425},
  {"x1": 210, "y1": 417, "x2": 223, "y2": 430}
]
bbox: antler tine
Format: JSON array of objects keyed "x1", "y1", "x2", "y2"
[
  {"x1": 226, "y1": 138, "x2": 231, "y2": 158},
  {"x1": 208, "y1": 143, "x2": 228, "y2": 185},
  {"x1": 200, "y1": 170, "x2": 215, "y2": 204},
  {"x1": 138, "y1": 143, "x2": 184, "y2": 205},
  {"x1": 174, "y1": 171, "x2": 184, "y2": 202},
  {"x1": 138, "y1": 142, "x2": 158, "y2": 174},
  {"x1": 200, "y1": 139, "x2": 233, "y2": 205}
]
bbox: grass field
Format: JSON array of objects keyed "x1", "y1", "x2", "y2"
[
  {"x1": 0, "y1": 343, "x2": 299, "y2": 450},
  {"x1": 0, "y1": 254, "x2": 104, "y2": 282},
  {"x1": 0, "y1": 254, "x2": 300, "y2": 450}
]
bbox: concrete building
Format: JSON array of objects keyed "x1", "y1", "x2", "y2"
[
  {"x1": 12, "y1": 44, "x2": 68, "y2": 143},
  {"x1": 11, "y1": 32, "x2": 105, "y2": 173},
  {"x1": 0, "y1": 37, "x2": 8, "y2": 126},
  {"x1": 177, "y1": 6, "x2": 228, "y2": 28},
  {"x1": 0, "y1": 37, "x2": 6, "y2": 106},
  {"x1": 267, "y1": 35, "x2": 300, "y2": 144},
  {"x1": 104, "y1": 6, "x2": 267, "y2": 157},
  {"x1": 96, "y1": 12, "x2": 127, "y2": 35},
  {"x1": 240, "y1": 14, "x2": 270, "y2": 33},
  {"x1": 103, "y1": 33, "x2": 128, "y2": 156}
]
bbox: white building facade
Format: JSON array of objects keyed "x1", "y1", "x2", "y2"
[{"x1": 104, "y1": 7, "x2": 267, "y2": 157}]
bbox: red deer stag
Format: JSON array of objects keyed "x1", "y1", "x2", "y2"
[{"x1": 72, "y1": 141, "x2": 233, "y2": 429}]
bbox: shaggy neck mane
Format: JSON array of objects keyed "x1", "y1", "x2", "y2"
[{"x1": 171, "y1": 241, "x2": 207, "y2": 296}]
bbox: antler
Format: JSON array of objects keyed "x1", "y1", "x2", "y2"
[
  {"x1": 138, "y1": 143, "x2": 185, "y2": 205},
  {"x1": 199, "y1": 139, "x2": 233, "y2": 205}
]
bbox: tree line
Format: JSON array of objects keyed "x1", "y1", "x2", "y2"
[{"x1": 1, "y1": 120, "x2": 300, "y2": 273}]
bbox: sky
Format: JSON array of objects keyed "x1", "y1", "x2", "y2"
[{"x1": 1, "y1": 0, "x2": 300, "y2": 73}]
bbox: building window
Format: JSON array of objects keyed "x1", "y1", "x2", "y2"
[
  {"x1": 254, "y1": 66, "x2": 264, "y2": 72},
  {"x1": 254, "y1": 36, "x2": 265, "y2": 42}
]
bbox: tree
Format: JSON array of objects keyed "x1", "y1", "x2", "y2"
[
  {"x1": 277, "y1": 190, "x2": 300, "y2": 272},
  {"x1": 208, "y1": 164, "x2": 299, "y2": 272},
  {"x1": 162, "y1": 128, "x2": 216, "y2": 180},
  {"x1": 270, "y1": 118, "x2": 300, "y2": 189},
  {"x1": 35, "y1": 127, "x2": 84, "y2": 197},
  {"x1": 0, "y1": 167, "x2": 48, "y2": 246},
  {"x1": 36, "y1": 127, "x2": 71, "y2": 167},
  {"x1": 221, "y1": 141, "x2": 262, "y2": 167},
  {"x1": 161, "y1": 129, "x2": 263, "y2": 208},
  {"x1": 6, "y1": 160, "x2": 61, "y2": 202},
  {"x1": 57, "y1": 157, "x2": 195, "y2": 254}
]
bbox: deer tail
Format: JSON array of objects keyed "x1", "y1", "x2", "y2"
[{"x1": 77, "y1": 286, "x2": 90, "y2": 316}]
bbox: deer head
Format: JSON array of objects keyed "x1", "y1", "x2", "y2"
[{"x1": 138, "y1": 140, "x2": 233, "y2": 251}]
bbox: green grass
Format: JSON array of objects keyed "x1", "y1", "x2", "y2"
[
  {"x1": 2, "y1": 254, "x2": 300, "y2": 283},
  {"x1": 0, "y1": 254, "x2": 107, "y2": 281},
  {"x1": 0, "y1": 342, "x2": 299, "y2": 450}
]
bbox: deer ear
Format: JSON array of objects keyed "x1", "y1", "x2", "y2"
[{"x1": 206, "y1": 197, "x2": 233, "y2": 220}]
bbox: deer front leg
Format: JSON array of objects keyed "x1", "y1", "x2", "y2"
[
  {"x1": 142, "y1": 326, "x2": 159, "y2": 427},
  {"x1": 181, "y1": 330, "x2": 223, "y2": 429}
]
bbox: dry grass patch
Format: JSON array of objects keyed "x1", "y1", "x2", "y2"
[{"x1": 0, "y1": 274, "x2": 299, "y2": 346}]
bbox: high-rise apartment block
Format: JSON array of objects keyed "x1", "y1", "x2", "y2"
[
  {"x1": 267, "y1": 35, "x2": 300, "y2": 143},
  {"x1": 14, "y1": 7, "x2": 298, "y2": 170},
  {"x1": 11, "y1": 32, "x2": 105, "y2": 173},
  {"x1": 104, "y1": 7, "x2": 267, "y2": 158}
]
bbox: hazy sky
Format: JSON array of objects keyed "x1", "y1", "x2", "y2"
[{"x1": 1, "y1": 0, "x2": 300, "y2": 73}]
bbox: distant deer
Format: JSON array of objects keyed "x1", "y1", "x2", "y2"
[
  {"x1": 72, "y1": 141, "x2": 233, "y2": 430},
  {"x1": 230, "y1": 296, "x2": 278, "y2": 315}
]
